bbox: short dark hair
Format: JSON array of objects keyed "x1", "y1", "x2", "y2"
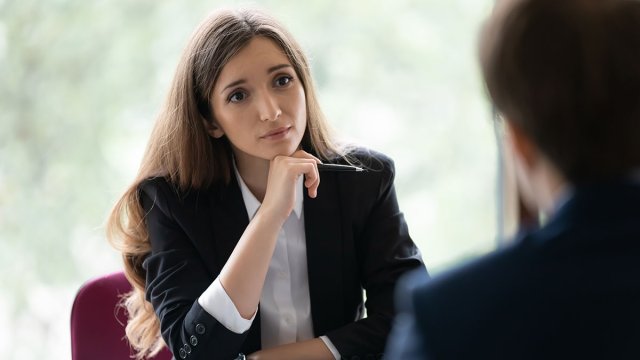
[{"x1": 480, "y1": 0, "x2": 640, "y2": 183}]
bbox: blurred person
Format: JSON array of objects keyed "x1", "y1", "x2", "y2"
[
  {"x1": 386, "y1": 0, "x2": 640, "y2": 358},
  {"x1": 106, "y1": 8, "x2": 425, "y2": 360}
]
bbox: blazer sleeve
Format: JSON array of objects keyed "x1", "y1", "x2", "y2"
[
  {"x1": 140, "y1": 179, "x2": 247, "y2": 360},
  {"x1": 325, "y1": 151, "x2": 428, "y2": 358}
]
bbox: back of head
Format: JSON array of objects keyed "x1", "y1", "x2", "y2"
[{"x1": 481, "y1": 0, "x2": 640, "y2": 184}]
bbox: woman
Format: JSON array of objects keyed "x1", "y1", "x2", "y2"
[{"x1": 107, "y1": 8, "x2": 425, "y2": 360}]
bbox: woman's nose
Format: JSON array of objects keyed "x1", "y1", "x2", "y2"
[{"x1": 257, "y1": 92, "x2": 282, "y2": 122}]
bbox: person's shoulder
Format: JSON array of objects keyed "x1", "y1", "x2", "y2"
[
  {"x1": 139, "y1": 176, "x2": 169, "y2": 189},
  {"x1": 138, "y1": 176, "x2": 174, "y2": 198},
  {"x1": 327, "y1": 146, "x2": 397, "y2": 185},
  {"x1": 136, "y1": 177, "x2": 178, "y2": 213},
  {"x1": 327, "y1": 146, "x2": 398, "y2": 197},
  {"x1": 138, "y1": 176, "x2": 200, "y2": 206},
  {"x1": 408, "y1": 239, "x2": 535, "y2": 310},
  {"x1": 336, "y1": 146, "x2": 395, "y2": 171},
  {"x1": 138, "y1": 176, "x2": 219, "y2": 219},
  {"x1": 393, "y1": 236, "x2": 554, "y2": 358}
]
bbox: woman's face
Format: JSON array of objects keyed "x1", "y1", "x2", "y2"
[{"x1": 209, "y1": 36, "x2": 307, "y2": 168}]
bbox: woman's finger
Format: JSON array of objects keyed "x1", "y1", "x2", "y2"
[{"x1": 301, "y1": 162, "x2": 320, "y2": 198}]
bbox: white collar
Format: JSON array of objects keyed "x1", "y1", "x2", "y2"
[{"x1": 232, "y1": 161, "x2": 304, "y2": 220}]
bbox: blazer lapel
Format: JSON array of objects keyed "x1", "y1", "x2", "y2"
[
  {"x1": 304, "y1": 171, "x2": 345, "y2": 336},
  {"x1": 208, "y1": 175, "x2": 251, "y2": 272}
]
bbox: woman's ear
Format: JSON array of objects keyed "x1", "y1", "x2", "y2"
[{"x1": 203, "y1": 119, "x2": 225, "y2": 138}]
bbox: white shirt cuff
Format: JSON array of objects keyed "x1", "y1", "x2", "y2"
[
  {"x1": 320, "y1": 335, "x2": 341, "y2": 360},
  {"x1": 198, "y1": 277, "x2": 256, "y2": 334}
]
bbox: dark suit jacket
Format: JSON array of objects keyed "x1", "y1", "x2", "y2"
[
  {"x1": 386, "y1": 181, "x2": 640, "y2": 359},
  {"x1": 139, "y1": 148, "x2": 425, "y2": 360}
]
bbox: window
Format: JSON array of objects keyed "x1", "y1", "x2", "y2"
[{"x1": 0, "y1": 0, "x2": 495, "y2": 357}]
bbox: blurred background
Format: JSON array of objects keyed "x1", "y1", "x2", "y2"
[{"x1": 0, "y1": 0, "x2": 495, "y2": 358}]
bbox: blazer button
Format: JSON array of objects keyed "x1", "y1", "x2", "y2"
[
  {"x1": 190, "y1": 335, "x2": 198, "y2": 346},
  {"x1": 195, "y1": 323, "x2": 206, "y2": 335},
  {"x1": 178, "y1": 348, "x2": 187, "y2": 359},
  {"x1": 184, "y1": 344, "x2": 192, "y2": 354}
]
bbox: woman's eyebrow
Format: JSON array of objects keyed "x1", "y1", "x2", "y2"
[
  {"x1": 222, "y1": 79, "x2": 246, "y2": 93},
  {"x1": 267, "y1": 64, "x2": 292, "y2": 73}
]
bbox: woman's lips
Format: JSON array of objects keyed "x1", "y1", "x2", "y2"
[{"x1": 261, "y1": 126, "x2": 291, "y2": 140}]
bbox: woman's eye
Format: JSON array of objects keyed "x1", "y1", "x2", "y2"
[
  {"x1": 275, "y1": 75, "x2": 293, "y2": 87},
  {"x1": 228, "y1": 91, "x2": 246, "y2": 103}
]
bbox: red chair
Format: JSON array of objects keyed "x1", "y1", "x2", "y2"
[{"x1": 70, "y1": 271, "x2": 172, "y2": 360}]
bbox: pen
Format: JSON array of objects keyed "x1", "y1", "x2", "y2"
[{"x1": 317, "y1": 163, "x2": 364, "y2": 172}]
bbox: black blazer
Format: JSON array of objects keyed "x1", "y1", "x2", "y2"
[
  {"x1": 385, "y1": 181, "x2": 640, "y2": 359},
  {"x1": 140, "y1": 148, "x2": 425, "y2": 360}
]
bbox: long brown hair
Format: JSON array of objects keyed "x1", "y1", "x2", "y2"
[{"x1": 107, "y1": 8, "x2": 342, "y2": 359}]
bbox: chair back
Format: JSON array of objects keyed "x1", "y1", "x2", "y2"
[{"x1": 70, "y1": 271, "x2": 172, "y2": 360}]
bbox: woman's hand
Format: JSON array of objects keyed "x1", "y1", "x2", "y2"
[
  {"x1": 260, "y1": 149, "x2": 321, "y2": 224},
  {"x1": 216, "y1": 150, "x2": 321, "y2": 319}
]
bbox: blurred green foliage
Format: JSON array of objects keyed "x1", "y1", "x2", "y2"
[{"x1": 0, "y1": 0, "x2": 494, "y2": 358}]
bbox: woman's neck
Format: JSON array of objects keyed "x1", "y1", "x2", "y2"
[{"x1": 235, "y1": 156, "x2": 270, "y2": 202}]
